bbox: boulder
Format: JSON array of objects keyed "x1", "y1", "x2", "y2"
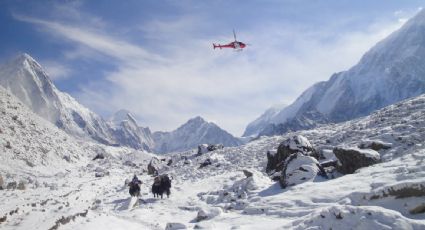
[
  {"x1": 279, "y1": 152, "x2": 322, "y2": 188},
  {"x1": 165, "y1": 223, "x2": 187, "y2": 230},
  {"x1": 333, "y1": 147, "x2": 380, "y2": 174},
  {"x1": 95, "y1": 171, "x2": 109, "y2": 177},
  {"x1": 195, "y1": 207, "x2": 222, "y2": 222},
  {"x1": 197, "y1": 144, "x2": 224, "y2": 156},
  {"x1": 123, "y1": 160, "x2": 137, "y2": 167},
  {"x1": 7, "y1": 181, "x2": 17, "y2": 190},
  {"x1": 199, "y1": 159, "x2": 212, "y2": 168},
  {"x1": 358, "y1": 140, "x2": 392, "y2": 151},
  {"x1": 0, "y1": 174, "x2": 3, "y2": 190},
  {"x1": 197, "y1": 144, "x2": 209, "y2": 155},
  {"x1": 147, "y1": 157, "x2": 160, "y2": 175},
  {"x1": 92, "y1": 153, "x2": 105, "y2": 160},
  {"x1": 242, "y1": 169, "x2": 253, "y2": 178},
  {"x1": 267, "y1": 135, "x2": 317, "y2": 173},
  {"x1": 17, "y1": 181, "x2": 26, "y2": 190}
]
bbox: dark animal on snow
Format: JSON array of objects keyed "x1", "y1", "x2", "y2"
[{"x1": 152, "y1": 174, "x2": 171, "y2": 199}]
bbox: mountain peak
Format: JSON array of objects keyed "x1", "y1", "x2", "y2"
[
  {"x1": 110, "y1": 109, "x2": 139, "y2": 126},
  {"x1": 187, "y1": 116, "x2": 206, "y2": 124}
]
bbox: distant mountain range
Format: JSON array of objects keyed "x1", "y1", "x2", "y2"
[
  {"x1": 244, "y1": 9, "x2": 425, "y2": 137},
  {"x1": 153, "y1": 116, "x2": 243, "y2": 153},
  {"x1": 0, "y1": 54, "x2": 241, "y2": 153}
]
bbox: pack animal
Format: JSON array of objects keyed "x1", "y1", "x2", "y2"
[{"x1": 151, "y1": 174, "x2": 172, "y2": 199}]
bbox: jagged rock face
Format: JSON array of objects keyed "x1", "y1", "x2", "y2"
[
  {"x1": 153, "y1": 116, "x2": 242, "y2": 154},
  {"x1": 244, "y1": 9, "x2": 425, "y2": 137},
  {"x1": 266, "y1": 135, "x2": 317, "y2": 173},
  {"x1": 333, "y1": 147, "x2": 381, "y2": 174}
]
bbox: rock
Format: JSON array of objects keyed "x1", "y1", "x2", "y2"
[
  {"x1": 358, "y1": 140, "x2": 392, "y2": 151},
  {"x1": 333, "y1": 147, "x2": 381, "y2": 174},
  {"x1": 0, "y1": 174, "x2": 3, "y2": 190},
  {"x1": 242, "y1": 169, "x2": 253, "y2": 178},
  {"x1": 199, "y1": 159, "x2": 212, "y2": 168},
  {"x1": 7, "y1": 181, "x2": 17, "y2": 190},
  {"x1": 17, "y1": 181, "x2": 26, "y2": 190},
  {"x1": 148, "y1": 157, "x2": 160, "y2": 175},
  {"x1": 92, "y1": 153, "x2": 105, "y2": 160},
  {"x1": 165, "y1": 222, "x2": 187, "y2": 230},
  {"x1": 197, "y1": 144, "x2": 224, "y2": 155},
  {"x1": 95, "y1": 171, "x2": 109, "y2": 177},
  {"x1": 280, "y1": 153, "x2": 322, "y2": 188},
  {"x1": 197, "y1": 144, "x2": 209, "y2": 155},
  {"x1": 207, "y1": 144, "x2": 224, "y2": 152},
  {"x1": 195, "y1": 207, "x2": 222, "y2": 222},
  {"x1": 410, "y1": 203, "x2": 425, "y2": 214},
  {"x1": 63, "y1": 155, "x2": 71, "y2": 162},
  {"x1": 123, "y1": 160, "x2": 137, "y2": 167},
  {"x1": 267, "y1": 135, "x2": 317, "y2": 173}
]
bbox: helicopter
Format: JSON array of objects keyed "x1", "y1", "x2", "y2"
[{"x1": 213, "y1": 30, "x2": 247, "y2": 51}]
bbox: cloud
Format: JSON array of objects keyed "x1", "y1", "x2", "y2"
[
  {"x1": 11, "y1": 4, "x2": 414, "y2": 136},
  {"x1": 41, "y1": 60, "x2": 72, "y2": 80}
]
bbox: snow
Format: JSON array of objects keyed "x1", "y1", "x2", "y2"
[
  {"x1": 2, "y1": 10, "x2": 425, "y2": 229},
  {"x1": 2, "y1": 87, "x2": 425, "y2": 229}
]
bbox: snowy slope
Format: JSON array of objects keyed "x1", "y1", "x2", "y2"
[
  {"x1": 0, "y1": 85, "x2": 91, "y2": 174},
  {"x1": 108, "y1": 109, "x2": 154, "y2": 151},
  {"x1": 153, "y1": 116, "x2": 243, "y2": 153},
  {"x1": 1, "y1": 92, "x2": 425, "y2": 229},
  {"x1": 244, "y1": 9, "x2": 425, "y2": 137}
]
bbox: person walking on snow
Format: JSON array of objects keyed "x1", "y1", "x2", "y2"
[{"x1": 128, "y1": 175, "x2": 142, "y2": 197}]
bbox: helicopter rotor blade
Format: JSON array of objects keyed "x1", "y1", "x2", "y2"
[{"x1": 233, "y1": 29, "x2": 237, "y2": 41}]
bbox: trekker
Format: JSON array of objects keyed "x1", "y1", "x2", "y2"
[{"x1": 128, "y1": 175, "x2": 142, "y2": 197}]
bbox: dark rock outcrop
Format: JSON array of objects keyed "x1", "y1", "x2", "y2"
[
  {"x1": 266, "y1": 135, "x2": 318, "y2": 173},
  {"x1": 334, "y1": 147, "x2": 380, "y2": 174}
]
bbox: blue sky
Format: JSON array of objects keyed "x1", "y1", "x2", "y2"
[{"x1": 0, "y1": 0, "x2": 423, "y2": 136}]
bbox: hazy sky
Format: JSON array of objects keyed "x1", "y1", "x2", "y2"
[{"x1": 0, "y1": 0, "x2": 423, "y2": 136}]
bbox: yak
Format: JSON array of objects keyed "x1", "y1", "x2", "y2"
[{"x1": 152, "y1": 174, "x2": 172, "y2": 199}]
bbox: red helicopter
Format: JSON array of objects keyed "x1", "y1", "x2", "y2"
[{"x1": 213, "y1": 30, "x2": 247, "y2": 51}]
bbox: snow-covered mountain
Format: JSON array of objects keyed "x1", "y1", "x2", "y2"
[
  {"x1": 108, "y1": 109, "x2": 154, "y2": 151},
  {"x1": 0, "y1": 53, "x2": 115, "y2": 144},
  {"x1": 244, "y1": 9, "x2": 425, "y2": 137},
  {"x1": 0, "y1": 54, "x2": 154, "y2": 150},
  {"x1": 153, "y1": 116, "x2": 243, "y2": 153}
]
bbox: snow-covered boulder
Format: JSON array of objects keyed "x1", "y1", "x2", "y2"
[
  {"x1": 334, "y1": 147, "x2": 381, "y2": 174},
  {"x1": 280, "y1": 152, "x2": 323, "y2": 188},
  {"x1": 165, "y1": 222, "x2": 187, "y2": 230},
  {"x1": 147, "y1": 157, "x2": 169, "y2": 175},
  {"x1": 197, "y1": 144, "x2": 209, "y2": 155},
  {"x1": 358, "y1": 140, "x2": 392, "y2": 151},
  {"x1": 290, "y1": 205, "x2": 424, "y2": 230},
  {"x1": 267, "y1": 135, "x2": 317, "y2": 173},
  {"x1": 195, "y1": 207, "x2": 222, "y2": 222}
]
